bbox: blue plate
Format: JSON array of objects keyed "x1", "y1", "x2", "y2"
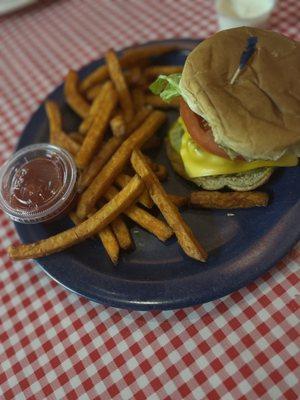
[{"x1": 15, "y1": 39, "x2": 300, "y2": 310}]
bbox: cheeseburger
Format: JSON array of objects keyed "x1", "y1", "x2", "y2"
[{"x1": 151, "y1": 27, "x2": 300, "y2": 190}]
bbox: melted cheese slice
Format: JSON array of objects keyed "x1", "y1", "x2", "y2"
[{"x1": 180, "y1": 126, "x2": 298, "y2": 178}]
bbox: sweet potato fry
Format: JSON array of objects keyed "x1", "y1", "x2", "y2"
[
  {"x1": 147, "y1": 160, "x2": 168, "y2": 181},
  {"x1": 190, "y1": 191, "x2": 269, "y2": 209},
  {"x1": 145, "y1": 95, "x2": 180, "y2": 109},
  {"x1": 115, "y1": 173, "x2": 153, "y2": 209},
  {"x1": 85, "y1": 68, "x2": 142, "y2": 101},
  {"x1": 78, "y1": 136, "x2": 123, "y2": 192},
  {"x1": 79, "y1": 81, "x2": 114, "y2": 135},
  {"x1": 91, "y1": 203, "x2": 132, "y2": 252},
  {"x1": 110, "y1": 113, "x2": 126, "y2": 138},
  {"x1": 105, "y1": 186, "x2": 173, "y2": 242},
  {"x1": 86, "y1": 83, "x2": 104, "y2": 101},
  {"x1": 116, "y1": 161, "x2": 169, "y2": 209},
  {"x1": 8, "y1": 175, "x2": 144, "y2": 260},
  {"x1": 76, "y1": 82, "x2": 118, "y2": 169},
  {"x1": 69, "y1": 211, "x2": 119, "y2": 264},
  {"x1": 126, "y1": 158, "x2": 168, "y2": 181},
  {"x1": 81, "y1": 66, "x2": 109, "y2": 92},
  {"x1": 69, "y1": 132, "x2": 84, "y2": 145},
  {"x1": 64, "y1": 70, "x2": 90, "y2": 118},
  {"x1": 131, "y1": 150, "x2": 207, "y2": 261},
  {"x1": 82, "y1": 103, "x2": 151, "y2": 187},
  {"x1": 76, "y1": 111, "x2": 166, "y2": 218},
  {"x1": 168, "y1": 195, "x2": 189, "y2": 208},
  {"x1": 126, "y1": 106, "x2": 152, "y2": 134},
  {"x1": 126, "y1": 67, "x2": 142, "y2": 85},
  {"x1": 145, "y1": 65, "x2": 183, "y2": 79},
  {"x1": 80, "y1": 44, "x2": 178, "y2": 91},
  {"x1": 45, "y1": 101, "x2": 62, "y2": 143},
  {"x1": 52, "y1": 130, "x2": 80, "y2": 156},
  {"x1": 137, "y1": 191, "x2": 154, "y2": 209},
  {"x1": 116, "y1": 173, "x2": 182, "y2": 211},
  {"x1": 131, "y1": 192, "x2": 187, "y2": 209},
  {"x1": 110, "y1": 216, "x2": 133, "y2": 250},
  {"x1": 122, "y1": 44, "x2": 178, "y2": 65},
  {"x1": 105, "y1": 49, "x2": 134, "y2": 123},
  {"x1": 98, "y1": 226, "x2": 120, "y2": 264},
  {"x1": 110, "y1": 107, "x2": 152, "y2": 138},
  {"x1": 132, "y1": 88, "x2": 145, "y2": 110}
]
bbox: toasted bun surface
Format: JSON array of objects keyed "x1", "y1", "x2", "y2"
[{"x1": 179, "y1": 27, "x2": 300, "y2": 161}]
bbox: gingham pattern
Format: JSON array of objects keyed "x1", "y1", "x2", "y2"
[{"x1": 1, "y1": 1, "x2": 299, "y2": 399}]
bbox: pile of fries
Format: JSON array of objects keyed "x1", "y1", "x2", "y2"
[{"x1": 8, "y1": 44, "x2": 268, "y2": 264}]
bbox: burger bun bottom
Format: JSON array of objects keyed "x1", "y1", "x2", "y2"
[{"x1": 165, "y1": 138, "x2": 273, "y2": 191}]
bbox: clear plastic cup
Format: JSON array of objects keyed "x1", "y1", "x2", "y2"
[
  {"x1": 215, "y1": 0, "x2": 276, "y2": 30},
  {"x1": 0, "y1": 144, "x2": 77, "y2": 223}
]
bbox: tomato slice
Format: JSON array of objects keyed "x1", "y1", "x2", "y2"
[{"x1": 180, "y1": 98, "x2": 234, "y2": 160}]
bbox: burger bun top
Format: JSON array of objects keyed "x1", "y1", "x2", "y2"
[{"x1": 179, "y1": 27, "x2": 300, "y2": 160}]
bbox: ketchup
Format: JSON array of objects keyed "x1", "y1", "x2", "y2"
[
  {"x1": 10, "y1": 156, "x2": 64, "y2": 211},
  {"x1": 0, "y1": 143, "x2": 77, "y2": 224}
]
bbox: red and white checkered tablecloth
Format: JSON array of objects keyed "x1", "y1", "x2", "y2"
[{"x1": 1, "y1": 1, "x2": 299, "y2": 399}]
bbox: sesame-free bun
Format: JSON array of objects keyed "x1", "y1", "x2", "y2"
[{"x1": 179, "y1": 27, "x2": 300, "y2": 161}]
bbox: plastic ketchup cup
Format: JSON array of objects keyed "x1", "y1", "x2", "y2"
[{"x1": 0, "y1": 144, "x2": 77, "y2": 223}]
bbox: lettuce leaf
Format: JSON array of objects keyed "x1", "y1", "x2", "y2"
[{"x1": 149, "y1": 73, "x2": 182, "y2": 102}]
